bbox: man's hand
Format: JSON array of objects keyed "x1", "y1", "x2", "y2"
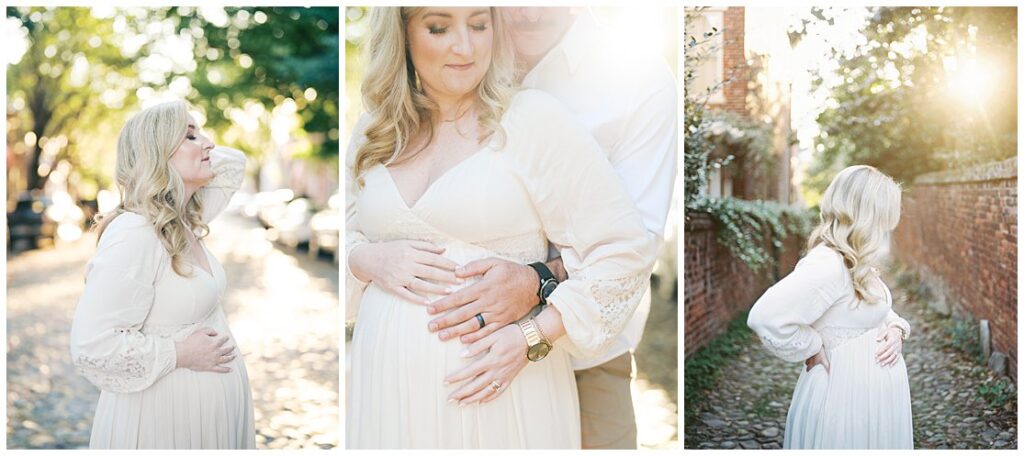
[
  {"x1": 426, "y1": 258, "x2": 539, "y2": 344},
  {"x1": 805, "y1": 346, "x2": 830, "y2": 373}
]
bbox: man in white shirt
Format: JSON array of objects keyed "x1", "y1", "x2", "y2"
[{"x1": 426, "y1": 7, "x2": 677, "y2": 449}]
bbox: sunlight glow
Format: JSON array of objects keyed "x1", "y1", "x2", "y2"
[{"x1": 947, "y1": 57, "x2": 996, "y2": 107}]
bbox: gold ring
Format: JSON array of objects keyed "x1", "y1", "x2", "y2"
[{"x1": 490, "y1": 381, "x2": 501, "y2": 392}]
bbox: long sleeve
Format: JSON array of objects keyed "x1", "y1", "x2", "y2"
[
  {"x1": 69, "y1": 213, "x2": 176, "y2": 393},
  {"x1": 885, "y1": 309, "x2": 912, "y2": 339},
  {"x1": 747, "y1": 248, "x2": 848, "y2": 362},
  {"x1": 199, "y1": 146, "x2": 247, "y2": 223},
  {"x1": 344, "y1": 115, "x2": 372, "y2": 322},
  {"x1": 507, "y1": 91, "x2": 658, "y2": 359},
  {"x1": 608, "y1": 61, "x2": 678, "y2": 244}
]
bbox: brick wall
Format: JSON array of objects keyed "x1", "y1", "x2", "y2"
[
  {"x1": 892, "y1": 158, "x2": 1017, "y2": 380},
  {"x1": 684, "y1": 213, "x2": 803, "y2": 357}
]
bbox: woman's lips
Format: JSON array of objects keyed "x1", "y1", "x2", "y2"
[{"x1": 446, "y1": 62, "x2": 474, "y2": 71}]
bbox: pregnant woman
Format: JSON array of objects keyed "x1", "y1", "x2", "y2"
[
  {"x1": 345, "y1": 7, "x2": 655, "y2": 448},
  {"x1": 747, "y1": 165, "x2": 913, "y2": 448},
  {"x1": 69, "y1": 101, "x2": 254, "y2": 448}
]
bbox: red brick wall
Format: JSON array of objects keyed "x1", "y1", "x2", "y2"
[
  {"x1": 892, "y1": 158, "x2": 1017, "y2": 380},
  {"x1": 721, "y1": 7, "x2": 748, "y2": 116},
  {"x1": 684, "y1": 213, "x2": 803, "y2": 357}
]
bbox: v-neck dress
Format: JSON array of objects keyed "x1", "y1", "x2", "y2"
[
  {"x1": 747, "y1": 245, "x2": 914, "y2": 448},
  {"x1": 345, "y1": 90, "x2": 657, "y2": 448},
  {"x1": 69, "y1": 147, "x2": 255, "y2": 449}
]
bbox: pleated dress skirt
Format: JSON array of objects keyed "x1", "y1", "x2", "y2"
[{"x1": 784, "y1": 324, "x2": 913, "y2": 449}]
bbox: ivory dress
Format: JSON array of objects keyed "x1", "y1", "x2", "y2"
[
  {"x1": 69, "y1": 147, "x2": 255, "y2": 449},
  {"x1": 747, "y1": 244, "x2": 913, "y2": 449},
  {"x1": 345, "y1": 90, "x2": 656, "y2": 449}
]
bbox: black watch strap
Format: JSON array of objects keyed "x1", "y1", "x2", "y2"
[{"x1": 528, "y1": 262, "x2": 559, "y2": 304}]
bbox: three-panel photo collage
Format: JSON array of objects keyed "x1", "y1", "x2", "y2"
[{"x1": 3, "y1": 3, "x2": 1019, "y2": 452}]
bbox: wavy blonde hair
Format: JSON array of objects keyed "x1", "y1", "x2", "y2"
[
  {"x1": 807, "y1": 165, "x2": 902, "y2": 304},
  {"x1": 353, "y1": 7, "x2": 515, "y2": 183},
  {"x1": 95, "y1": 100, "x2": 207, "y2": 277}
]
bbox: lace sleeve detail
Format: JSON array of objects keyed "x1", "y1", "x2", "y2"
[
  {"x1": 550, "y1": 269, "x2": 652, "y2": 359},
  {"x1": 757, "y1": 327, "x2": 823, "y2": 363},
  {"x1": 73, "y1": 330, "x2": 177, "y2": 393},
  {"x1": 593, "y1": 272, "x2": 649, "y2": 344}
]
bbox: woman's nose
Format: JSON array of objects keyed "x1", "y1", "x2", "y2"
[{"x1": 451, "y1": 27, "x2": 473, "y2": 56}]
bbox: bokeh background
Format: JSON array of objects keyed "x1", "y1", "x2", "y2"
[
  {"x1": 684, "y1": 6, "x2": 1017, "y2": 449},
  {"x1": 6, "y1": 6, "x2": 340, "y2": 449},
  {"x1": 344, "y1": 6, "x2": 679, "y2": 449}
]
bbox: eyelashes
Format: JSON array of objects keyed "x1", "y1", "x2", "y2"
[{"x1": 427, "y1": 23, "x2": 490, "y2": 35}]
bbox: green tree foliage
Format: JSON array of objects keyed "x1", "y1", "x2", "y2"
[
  {"x1": 7, "y1": 7, "x2": 146, "y2": 192},
  {"x1": 806, "y1": 7, "x2": 1017, "y2": 189},
  {"x1": 167, "y1": 7, "x2": 340, "y2": 162},
  {"x1": 6, "y1": 6, "x2": 339, "y2": 197}
]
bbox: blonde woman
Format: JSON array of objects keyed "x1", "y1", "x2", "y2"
[
  {"x1": 69, "y1": 101, "x2": 254, "y2": 448},
  {"x1": 345, "y1": 7, "x2": 655, "y2": 448},
  {"x1": 747, "y1": 165, "x2": 913, "y2": 448}
]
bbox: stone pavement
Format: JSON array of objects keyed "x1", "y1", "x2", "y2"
[
  {"x1": 684, "y1": 264, "x2": 1017, "y2": 449},
  {"x1": 7, "y1": 212, "x2": 340, "y2": 449}
]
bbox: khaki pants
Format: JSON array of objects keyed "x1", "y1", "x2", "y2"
[{"x1": 575, "y1": 352, "x2": 637, "y2": 449}]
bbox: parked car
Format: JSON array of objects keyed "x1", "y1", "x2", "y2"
[
  {"x1": 7, "y1": 192, "x2": 57, "y2": 250},
  {"x1": 272, "y1": 197, "x2": 315, "y2": 250},
  {"x1": 309, "y1": 193, "x2": 341, "y2": 263},
  {"x1": 249, "y1": 189, "x2": 295, "y2": 228}
]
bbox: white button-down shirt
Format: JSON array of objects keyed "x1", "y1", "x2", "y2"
[{"x1": 522, "y1": 12, "x2": 678, "y2": 370}]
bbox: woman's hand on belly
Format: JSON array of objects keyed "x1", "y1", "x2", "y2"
[
  {"x1": 443, "y1": 324, "x2": 529, "y2": 406},
  {"x1": 349, "y1": 240, "x2": 461, "y2": 305},
  {"x1": 174, "y1": 327, "x2": 236, "y2": 373},
  {"x1": 875, "y1": 327, "x2": 904, "y2": 367}
]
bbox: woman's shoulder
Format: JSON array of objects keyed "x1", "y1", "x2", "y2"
[
  {"x1": 799, "y1": 244, "x2": 851, "y2": 283},
  {"x1": 98, "y1": 212, "x2": 160, "y2": 248}
]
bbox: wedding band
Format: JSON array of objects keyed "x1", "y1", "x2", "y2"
[
  {"x1": 490, "y1": 381, "x2": 501, "y2": 392},
  {"x1": 475, "y1": 313, "x2": 485, "y2": 329}
]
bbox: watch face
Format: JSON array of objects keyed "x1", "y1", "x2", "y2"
[
  {"x1": 527, "y1": 342, "x2": 552, "y2": 362},
  {"x1": 540, "y1": 280, "x2": 558, "y2": 298}
]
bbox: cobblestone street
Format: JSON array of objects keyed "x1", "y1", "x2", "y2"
[
  {"x1": 7, "y1": 211, "x2": 340, "y2": 449},
  {"x1": 685, "y1": 264, "x2": 1018, "y2": 449}
]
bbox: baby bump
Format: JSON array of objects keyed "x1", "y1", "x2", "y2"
[{"x1": 788, "y1": 328, "x2": 910, "y2": 426}]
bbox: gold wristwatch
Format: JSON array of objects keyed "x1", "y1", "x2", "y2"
[{"x1": 518, "y1": 317, "x2": 552, "y2": 362}]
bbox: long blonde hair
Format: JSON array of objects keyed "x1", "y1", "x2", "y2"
[
  {"x1": 353, "y1": 7, "x2": 515, "y2": 183},
  {"x1": 807, "y1": 165, "x2": 902, "y2": 304},
  {"x1": 95, "y1": 100, "x2": 208, "y2": 277}
]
